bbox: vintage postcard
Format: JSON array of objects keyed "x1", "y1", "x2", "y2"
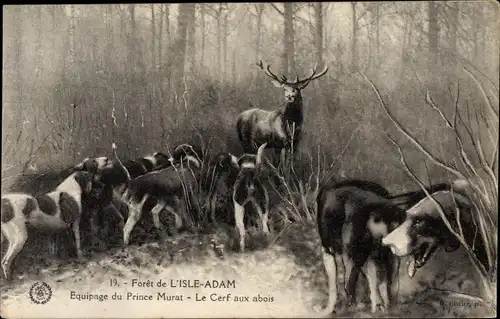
[{"x1": 1, "y1": 2, "x2": 498, "y2": 318}]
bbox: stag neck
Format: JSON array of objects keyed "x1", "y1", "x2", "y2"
[
  {"x1": 279, "y1": 96, "x2": 304, "y2": 130},
  {"x1": 282, "y1": 94, "x2": 303, "y2": 111}
]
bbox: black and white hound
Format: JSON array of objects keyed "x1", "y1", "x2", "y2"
[
  {"x1": 316, "y1": 179, "x2": 452, "y2": 314},
  {"x1": 74, "y1": 150, "x2": 170, "y2": 189},
  {"x1": 232, "y1": 143, "x2": 270, "y2": 252},
  {"x1": 120, "y1": 144, "x2": 204, "y2": 246},
  {"x1": 74, "y1": 144, "x2": 202, "y2": 191},
  {"x1": 204, "y1": 151, "x2": 240, "y2": 225},
  {"x1": 382, "y1": 180, "x2": 489, "y2": 279},
  {"x1": 0, "y1": 171, "x2": 96, "y2": 280},
  {"x1": 73, "y1": 144, "x2": 201, "y2": 245}
]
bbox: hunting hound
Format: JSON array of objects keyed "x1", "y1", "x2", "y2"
[
  {"x1": 1, "y1": 171, "x2": 96, "y2": 280},
  {"x1": 73, "y1": 149, "x2": 171, "y2": 189},
  {"x1": 232, "y1": 143, "x2": 270, "y2": 252},
  {"x1": 204, "y1": 152, "x2": 240, "y2": 225},
  {"x1": 120, "y1": 144, "x2": 204, "y2": 246},
  {"x1": 236, "y1": 60, "x2": 328, "y2": 164},
  {"x1": 316, "y1": 179, "x2": 451, "y2": 314},
  {"x1": 382, "y1": 180, "x2": 489, "y2": 279},
  {"x1": 73, "y1": 144, "x2": 201, "y2": 245}
]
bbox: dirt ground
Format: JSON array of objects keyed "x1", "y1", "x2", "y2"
[{"x1": 0, "y1": 221, "x2": 496, "y2": 318}]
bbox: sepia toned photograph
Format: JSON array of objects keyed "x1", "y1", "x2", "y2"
[{"x1": 1, "y1": 2, "x2": 498, "y2": 318}]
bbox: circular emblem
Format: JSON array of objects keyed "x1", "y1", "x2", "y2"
[{"x1": 29, "y1": 281, "x2": 52, "y2": 304}]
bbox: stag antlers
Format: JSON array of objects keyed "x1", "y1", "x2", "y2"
[{"x1": 256, "y1": 60, "x2": 328, "y2": 88}]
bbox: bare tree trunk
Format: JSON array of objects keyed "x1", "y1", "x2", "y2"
[
  {"x1": 130, "y1": 5, "x2": 145, "y2": 78},
  {"x1": 126, "y1": 4, "x2": 138, "y2": 140},
  {"x1": 126, "y1": 5, "x2": 134, "y2": 78},
  {"x1": 163, "y1": 4, "x2": 171, "y2": 93},
  {"x1": 367, "y1": 14, "x2": 373, "y2": 71},
  {"x1": 187, "y1": 4, "x2": 196, "y2": 75},
  {"x1": 222, "y1": 9, "x2": 228, "y2": 80},
  {"x1": 159, "y1": 5, "x2": 163, "y2": 65},
  {"x1": 165, "y1": 4, "x2": 170, "y2": 47},
  {"x1": 34, "y1": 6, "x2": 43, "y2": 80},
  {"x1": 447, "y1": 2, "x2": 459, "y2": 70},
  {"x1": 351, "y1": 3, "x2": 358, "y2": 72},
  {"x1": 216, "y1": 5, "x2": 223, "y2": 80},
  {"x1": 200, "y1": 6, "x2": 205, "y2": 69},
  {"x1": 232, "y1": 49, "x2": 237, "y2": 86},
  {"x1": 151, "y1": 4, "x2": 156, "y2": 68},
  {"x1": 400, "y1": 3, "x2": 409, "y2": 78},
  {"x1": 65, "y1": 4, "x2": 76, "y2": 81},
  {"x1": 50, "y1": 6, "x2": 57, "y2": 66},
  {"x1": 428, "y1": 1, "x2": 440, "y2": 65},
  {"x1": 375, "y1": 3, "x2": 380, "y2": 65},
  {"x1": 284, "y1": 3, "x2": 295, "y2": 75},
  {"x1": 69, "y1": 5, "x2": 76, "y2": 67},
  {"x1": 450, "y1": 3, "x2": 458, "y2": 55},
  {"x1": 255, "y1": 4, "x2": 265, "y2": 61},
  {"x1": 472, "y1": 6, "x2": 482, "y2": 65},
  {"x1": 6, "y1": 6, "x2": 23, "y2": 124},
  {"x1": 314, "y1": 2, "x2": 323, "y2": 65},
  {"x1": 174, "y1": 4, "x2": 193, "y2": 95},
  {"x1": 104, "y1": 5, "x2": 114, "y2": 72}
]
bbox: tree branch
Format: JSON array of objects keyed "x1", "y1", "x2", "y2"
[
  {"x1": 462, "y1": 66, "x2": 499, "y2": 121},
  {"x1": 361, "y1": 75, "x2": 461, "y2": 179},
  {"x1": 424, "y1": 91, "x2": 490, "y2": 204},
  {"x1": 270, "y1": 3, "x2": 284, "y2": 16},
  {"x1": 385, "y1": 133, "x2": 493, "y2": 296}
]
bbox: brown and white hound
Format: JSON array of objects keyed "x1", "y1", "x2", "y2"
[{"x1": 1, "y1": 171, "x2": 95, "y2": 280}]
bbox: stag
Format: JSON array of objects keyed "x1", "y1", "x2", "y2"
[{"x1": 236, "y1": 60, "x2": 328, "y2": 164}]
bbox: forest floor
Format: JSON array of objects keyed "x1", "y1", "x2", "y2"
[{"x1": 0, "y1": 220, "x2": 495, "y2": 318}]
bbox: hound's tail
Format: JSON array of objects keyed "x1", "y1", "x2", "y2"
[{"x1": 112, "y1": 143, "x2": 131, "y2": 181}]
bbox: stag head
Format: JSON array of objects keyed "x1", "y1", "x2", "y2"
[{"x1": 256, "y1": 60, "x2": 328, "y2": 103}]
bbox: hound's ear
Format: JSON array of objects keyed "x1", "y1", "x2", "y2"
[
  {"x1": 82, "y1": 159, "x2": 98, "y2": 174},
  {"x1": 444, "y1": 234, "x2": 461, "y2": 252},
  {"x1": 230, "y1": 154, "x2": 240, "y2": 170},
  {"x1": 74, "y1": 172, "x2": 93, "y2": 194},
  {"x1": 74, "y1": 158, "x2": 90, "y2": 171},
  {"x1": 270, "y1": 79, "x2": 283, "y2": 88},
  {"x1": 74, "y1": 161, "x2": 85, "y2": 171}
]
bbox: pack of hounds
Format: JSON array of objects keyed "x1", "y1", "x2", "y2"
[{"x1": 1, "y1": 60, "x2": 491, "y2": 315}]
